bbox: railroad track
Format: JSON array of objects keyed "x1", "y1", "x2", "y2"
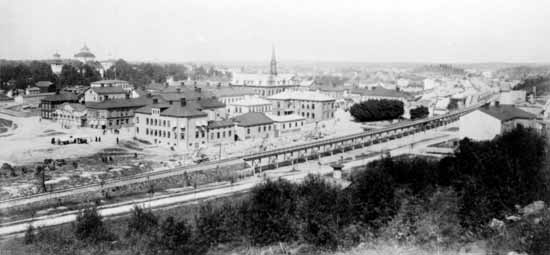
[{"x1": 0, "y1": 103, "x2": 486, "y2": 209}]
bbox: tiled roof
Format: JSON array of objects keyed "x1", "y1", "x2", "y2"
[
  {"x1": 41, "y1": 93, "x2": 79, "y2": 102},
  {"x1": 479, "y1": 105, "x2": 537, "y2": 121},
  {"x1": 136, "y1": 102, "x2": 207, "y2": 118},
  {"x1": 232, "y1": 112, "x2": 274, "y2": 127},
  {"x1": 207, "y1": 120, "x2": 235, "y2": 129},
  {"x1": 231, "y1": 96, "x2": 271, "y2": 106},
  {"x1": 86, "y1": 98, "x2": 151, "y2": 109},
  {"x1": 90, "y1": 87, "x2": 126, "y2": 95}
]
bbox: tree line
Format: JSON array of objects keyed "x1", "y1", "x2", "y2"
[
  {"x1": 20, "y1": 127, "x2": 550, "y2": 254},
  {"x1": 0, "y1": 59, "x2": 232, "y2": 90}
]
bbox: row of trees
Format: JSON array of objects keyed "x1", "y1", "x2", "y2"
[
  {"x1": 0, "y1": 59, "x2": 232, "y2": 90},
  {"x1": 350, "y1": 99, "x2": 405, "y2": 122},
  {"x1": 21, "y1": 127, "x2": 550, "y2": 254}
]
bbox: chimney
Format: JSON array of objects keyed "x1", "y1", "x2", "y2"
[
  {"x1": 153, "y1": 98, "x2": 158, "y2": 104},
  {"x1": 180, "y1": 98, "x2": 186, "y2": 106},
  {"x1": 195, "y1": 87, "x2": 201, "y2": 93},
  {"x1": 176, "y1": 88, "x2": 181, "y2": 93}
]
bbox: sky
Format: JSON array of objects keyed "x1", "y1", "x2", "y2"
[{"x1": 1, "y1": 0, "x2": 549, "y2": 63}]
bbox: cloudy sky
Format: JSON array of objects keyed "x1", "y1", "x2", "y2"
[{"x1": 1, "y1": 0, "x2": 549, "y2": 63}]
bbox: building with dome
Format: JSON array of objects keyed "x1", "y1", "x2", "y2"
[
  {"x1": 74, "y1": 44, "x2": 96, "y2": 63},
  {"x1": 50, "y1": 52, "x2": 63, "y2": 75},
  {"x1": 230, "y1": 47, "x2": 299, "y2": 97}
]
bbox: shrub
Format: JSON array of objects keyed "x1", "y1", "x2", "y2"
[
  {"x1": 296, "y1": 175, "x2": 344, "y2": 250},
  {"x1": 126, "y1": 205, "x2": 159, "y2": 237},
  {"x1": 347, "y1": 167, "x2": 398, "y2": 229},
  {"x1": 245, "y1": 178, "x2": 298, "y2": 245},
  {"x1": 349, "y1": 99, "x2": 404, "y2": 122},
  {"x1": 409, "y1": 105, "x2": 429, "y2": 120},
  {"x1": 74, "y1": 205, "x2": 114, "y2": 243}
]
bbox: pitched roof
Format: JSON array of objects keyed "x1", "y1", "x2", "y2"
[
  {"x1": 232, "y1": 112, "x2": 274, "y2": 127},
  {"x1": 479, "y1": 105, "x2": 537, "y2": 121},
  {"x1": 265, "y1": 113, "x2": 305, "y2": 122},
  {"x1": 156, "y1": 87, "x2": 225, "y2": 109},
  {"x1": 90, "y1": 87, "x2": 127, "y2": 95},
  {"x1": 136, "y1": 102, "x2": 207, "y2": 118},
  {"x1": 41, "y1": 92, "x2": 79, "y2": 102},
  {"x1": 86, "y1": 98, "x2": 151, "y2": 109},
  {"x1": 207, "y1": 120, "x2": 235, "y2": 129},
  {"x1": 35, "y1": 81, "x2": 53, "y2": 87}
]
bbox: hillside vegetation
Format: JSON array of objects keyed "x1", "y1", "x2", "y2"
[{"x1": 8, "y1": 127, "x2": 550, "y2": 255}]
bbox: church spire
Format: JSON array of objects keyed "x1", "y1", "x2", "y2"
[{"x1": 270, "y1": 45, "x2": 278, "y2": 76}]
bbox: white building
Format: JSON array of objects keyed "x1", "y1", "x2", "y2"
[
  {"x1": 84, "y1": 87, "x2": 128, "y2": 103},
  {"x1": 459, "y1": 105, "x2": 538, "y2": 141},
  {"x1": 268, "y1": 90, "x2": 336, "y2": 123},
  {"x1": 499, "y1": 90, "x2": 526, "y2": 105},
  {"x1": 134, "y1": 98, "x2": 209, "y2": 149},
  {"x1": 90, "y1": 80, "x2": 133, "y2": 92},
  {"x1": 55, "y1": 103, "x2": 87, "y2": 128},
  {"x1": 231, "y1": 47, "x2": 299, "y2": 97},
  {"x1": 266, "y1": 113, "x2": 305, "y2": 137},
  {"x1": 227, "y1": 95, "x2": 272, "y2": 117},
  {"x1": 232, "y1": 112, "x2": 275, "y2": 140},
  {"x1": 74, "y1": 44, "x2": 95, "y2": 63}
]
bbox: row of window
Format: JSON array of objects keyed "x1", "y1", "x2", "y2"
[
  {"x1": 143, "y1": 117, "x2": 172, "y2": 127},
  {"x1": 211, "y1": 129, "x2": 232, "y2": 140},
  {"x1": 281, "y1": 121, "x2": 304, "y2": 129},
  {"x1": 108, "y1": 118, "x2": 130, "y2": 126},
  {"x1": 248, "y1": 125, "x2": 272, "y2": 134}
]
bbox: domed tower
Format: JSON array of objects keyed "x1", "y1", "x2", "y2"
[
  {"x1": 74, "y1": 44, "x2": 96, "y2": 63},
  {"x1": 51, "y1": 52, "x2": 63, "y2": 75}
]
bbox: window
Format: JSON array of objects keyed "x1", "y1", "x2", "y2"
[
  {"x1": 217, "y1": 132, "x2": 220, "y2": 139},
  {"x1": 258, "y1": 126, "x2": 261, "y2": 132},
  {"x1": 167, "y1": 132, "x2": 170, "y2": 138},
  {"x1": 247, "y1": 128, "x2": 250, "y2": 134},
  {"x1": 196, "y1": 131, "x2": 199, "y2": 138},
  {"x1": 136, "y1": 117, "x2": 139, "y2": 124},
  {"x1": 263, "y1": 126, "x2": 266, "y2": 131},
  {"x1": 268, "y1": 125, "x2": 271, "y2": 131},
  {"x1": 181, "y1": 133, "x2": 185, "y2": 140},
  {"x1": 228, "y1": 130, "x2": 232, "y2": 137},
  {"x1": 312, "y1": 104, "x2": 315, "y2": 109},
  {"x1": 211, "y1": 133, "x2": 214, "y2": 139},
  {"x1": 202, "y1": 131, "x2": 205, "y2": 138},
  {"x1": 312, "y1": 113, "x2": 315, "y2": 119},
  {"x1": 283, "y1": 124, "x2": 285, "y2": 129}
]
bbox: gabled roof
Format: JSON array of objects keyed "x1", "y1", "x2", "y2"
[
  {"x1": 41, "y1": 92, "x2": 79, "y2": 102},
  {"x1": 232, "y1": 112, "x2": 274, "y2": 127},
  {"x1": 479, "y1": 105, "x2": 537, "y2": 121},
  {"x1": 86, "y1": 98, "x2": 151, "y2": 109},
  {"x1": 135, "y1": 102, "x2": 207, "y2": 118},
  {"x1": 207, "y1": 119, "x2": 235, "y2": 129},
  {"x1": 90, "y1": 87, "x2": 127, "y2": 95}
]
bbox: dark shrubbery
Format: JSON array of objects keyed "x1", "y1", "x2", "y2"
[
  {"x1": 21, "y1": 126, "x2": 550, "y2": 254},
  {"x1": 349, "y1": 99, "x2": 404, "y2": 122},
  {"x1": 74, "y1": 206, "x2": 115, "y2": 244},
  {"x1": 409, "y1": 105, "x2": 429, "y2": 120}
]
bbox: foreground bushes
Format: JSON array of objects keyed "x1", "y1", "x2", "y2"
[{"x1": 22, "y1": 127, "x2": 550, "y2": 254}]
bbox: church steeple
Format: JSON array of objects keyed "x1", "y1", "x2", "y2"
[{"x1": 270, "y1": 45, "x2": 278, "y2": 76}]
